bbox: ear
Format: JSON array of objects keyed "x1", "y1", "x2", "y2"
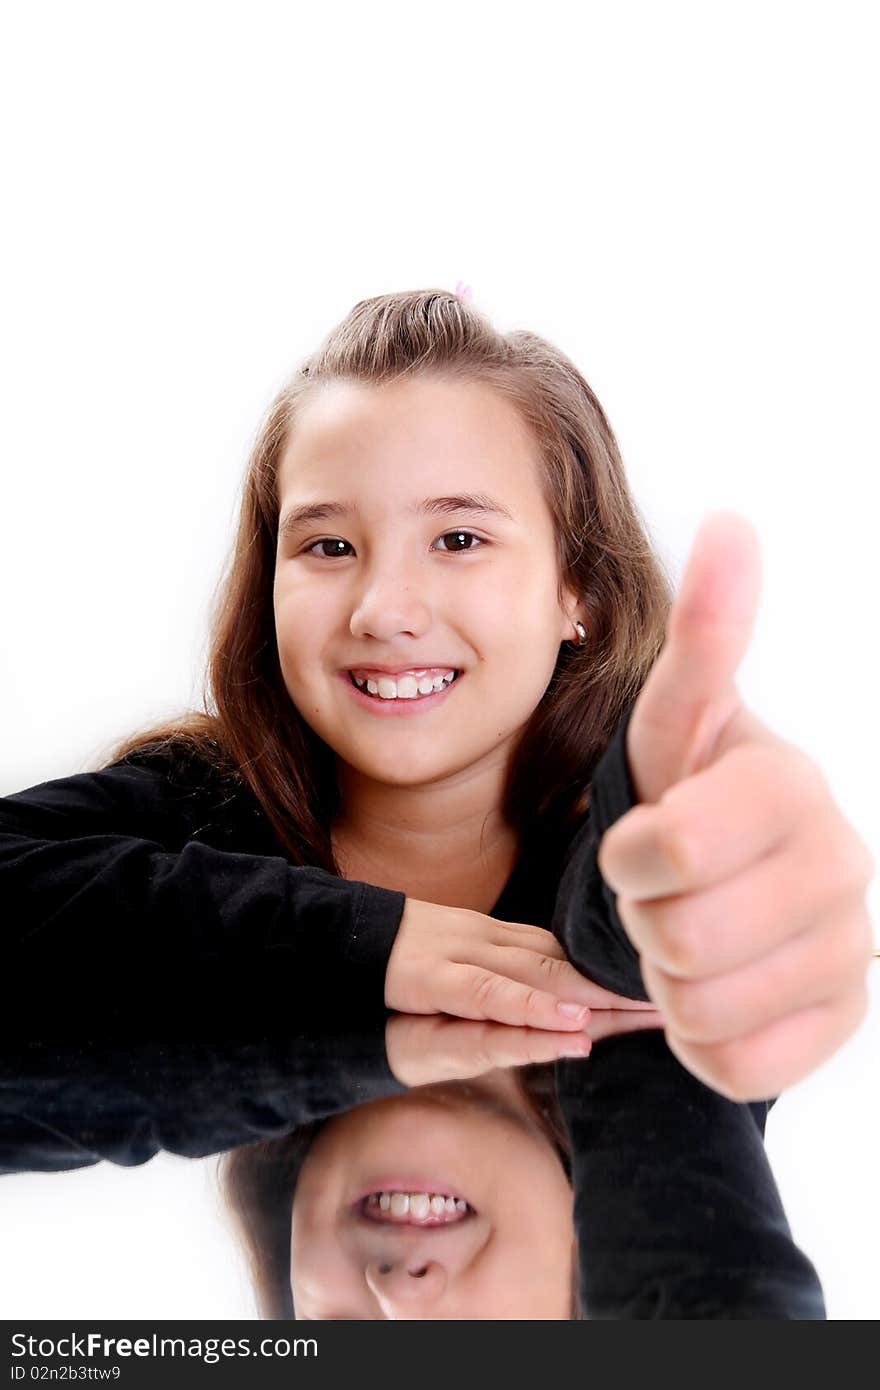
[{"x1": 559, "y1": 582, "x2": 585, "y2": 642}]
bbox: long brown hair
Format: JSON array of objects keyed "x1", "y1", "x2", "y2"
[{"x1": 97, "y1": 288, "x2": 673, "y2": 867}]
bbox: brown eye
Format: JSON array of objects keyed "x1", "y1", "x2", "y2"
[
  {"x1": 434, "y1": 530, "x2": 484, "y2": 552},
  {"x1": 305, "y1": 538, "x2": 352, "y2": 558}
]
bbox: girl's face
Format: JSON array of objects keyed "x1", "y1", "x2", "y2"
[
  {"x1": 273, "y1": 376, "x2": 580, "y2": 791},
  {"x1": 288, "y1": 1071, "x2": 576, "y2": 1319}
]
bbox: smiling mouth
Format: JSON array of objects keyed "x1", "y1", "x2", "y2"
[
  {"x1": 358, "y1": 1193, "x2": 474, "y2": 1227},
  {"x1": 348, "y1": 670, "x2": 462, "y2": 700}
]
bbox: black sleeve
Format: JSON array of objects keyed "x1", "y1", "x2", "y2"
[
  {"x1": 556, "y1": 1033, "x2": 825, "y2": 1319},
  {"x1": 551, "y1": 701, "x2": 650, "y2": 999},
  {"x1": 552, "y1": 710, "x2": 815, "y2": 1316},
  {"x1": 0, "y1": 758, "x2": 406, "y2": 1046},
  {"x1": 0, "y1": 1025, "x2": 408, "y2": 1177},
  {"x1": 553, "y1": 701, "x2": 778, "y2": 1126}
]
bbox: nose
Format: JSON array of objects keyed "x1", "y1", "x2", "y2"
[
  {"x1": 364, "y1": 1258, "x2": 448, "y2": 1319},
  {"x1": 348, "y1": 554, "x2": 433, "y2": 644}
]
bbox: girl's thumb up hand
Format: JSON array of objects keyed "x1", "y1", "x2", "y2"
[{"x1": 384, "y1": 897, "x2": 659, "y2": 1030}]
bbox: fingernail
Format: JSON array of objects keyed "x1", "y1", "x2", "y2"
[
  {"x1": 559, "y1": 1039, "x2": 591, "y2": 1058},
  {"x1": 557, "y1": 1001, "x2": 589, "y2": 1020}
]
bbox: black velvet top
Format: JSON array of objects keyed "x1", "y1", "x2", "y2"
[{"x1": 0, "y1": 703, "x2": 825, "y2": 1317}]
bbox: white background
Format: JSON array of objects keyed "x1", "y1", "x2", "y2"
[{"x1": 1, "y1": 0, "x2": 877, "y2": 1320}]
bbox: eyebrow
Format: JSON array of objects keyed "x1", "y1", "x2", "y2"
[{"x1": 278, "y1": 493, "x2": 515, "y2": 537}]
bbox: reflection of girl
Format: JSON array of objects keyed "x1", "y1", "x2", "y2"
[{"x1": 219, "y1": 1063, "x2": 583, "y2": 1320}]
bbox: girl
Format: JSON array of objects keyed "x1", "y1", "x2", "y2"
[
  {"x1": 1, "y1": 287, "x2": 671, "y2": 1050},
  {"x1": 1, "y1": 287, "x2": 871, "y2": 1128},
  {"x1": 4, "y1": 287, "x2": 867, "y2": 1320}
]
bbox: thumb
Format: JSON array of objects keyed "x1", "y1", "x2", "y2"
[{"x1": 626, "y1": 511, "x2": 762, "y2": 804}]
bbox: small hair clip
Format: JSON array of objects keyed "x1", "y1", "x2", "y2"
[{"x1": 454, "y1": 281, "x2": 474, "y2": 301}]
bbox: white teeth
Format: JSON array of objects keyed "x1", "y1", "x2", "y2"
[
  {"x1": 366, "y1": 1189, "x2": 470, "y2": 1222},
  {"x1": 354, "y1": 671, "x2": 458, "y2": 700}
]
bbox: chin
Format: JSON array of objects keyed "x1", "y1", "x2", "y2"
[{"x1": 358, "y1": 759, "x2": 452, "y2": 786}]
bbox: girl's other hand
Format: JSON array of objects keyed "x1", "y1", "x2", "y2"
[{"x1": 384, "y1": 897, "x2": 658, "y2": 1030}]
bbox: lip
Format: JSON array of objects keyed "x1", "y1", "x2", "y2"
[
  {"x1": 338, "y1": 668, "x2": 461, "y2": 716},
  {"x1": 358, "y1": 1199, "x2": 474, "y2": 1230},
  {"x1": 342, "y1": 664, "x2": 460, "y2": 676},
  {"x1": 352, "y1": 1177, "x2": 472, "y2": 1205},
  {"x1": 352, "y1": 1177, "x2": 476, "y2": 1227}
]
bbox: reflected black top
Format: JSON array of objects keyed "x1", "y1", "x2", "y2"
[{"x1": 0, "y1": 704, "x2": 825, "y2": 1317}]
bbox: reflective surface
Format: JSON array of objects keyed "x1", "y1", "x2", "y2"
[{"x1": 0, "y1": 1016, "x2": 827, "y2": 1319}]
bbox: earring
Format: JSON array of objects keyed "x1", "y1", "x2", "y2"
[{"x1": 571, "y1": 621, "x2": 587, "y2": 646}]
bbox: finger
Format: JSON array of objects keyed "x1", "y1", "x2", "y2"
[
  {"x1": 455, "y1": 1022, "x2": 593, "y2": 1067},
  {"x1": 618, "y1": 812, "x2": 869, "y2": 979},
  {"x1": 598, "y1": 741, "x2": 824, "y2": 900},
  {"x1": 490, "y1": 922, "x2": 658, "y2": 1011},
  {"x1": 665, "y1": 983, "x2": 870, "y2": 1102},
  {"x1": 440, "y1": 961, "x2": 593, "y2": 1030},
  {"x1": 491, "y1": 920, "x2": 570, "y2": 958},
  {"x1": 488, "y1": 924, "x2": 657, "y2": 1008},
  {"x1": 640, "y1": 905, "x2": 873, "y2": 1045},
  {"x1": 653, "y1": 513, "x2": 761, "y2": 710},
  {"x1": 464, "y1": 943, "x2": 658, "y2": 1011},
  {"x1": 625, "y1": 513, "x2": 762, "y2": 803},
  {"x1": 386, "y1": 1016, "x2": 592, "y2": 1085}
]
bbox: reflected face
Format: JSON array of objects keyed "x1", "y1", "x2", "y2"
[
  {"x1": 272, "y1": 375, "x2": 579, "y2": 789},
  {"x1": 289, "y1": 1072, "x2": 576, "y2": 1319}
]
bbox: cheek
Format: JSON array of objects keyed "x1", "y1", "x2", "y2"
[
  {"x1": 288, "y1": 1229, "x2": 352, "y2": 1312},
  {"x1": 274, "y1": 565, "x2": 328, "y2": 618},
  {"x1": 488, "y1": 621, "x2": 561, "y2": 705},
  {"x1": 273, "y1": 588, "x2": 321, "y2": 679},
  {"x1": 498, "y1": 569, "x2": 567, "y2": 651}
]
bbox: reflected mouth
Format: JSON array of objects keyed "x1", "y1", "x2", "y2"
[{"x1": 357, "y1": 1193, "x2": 475, "y2": 1228}]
